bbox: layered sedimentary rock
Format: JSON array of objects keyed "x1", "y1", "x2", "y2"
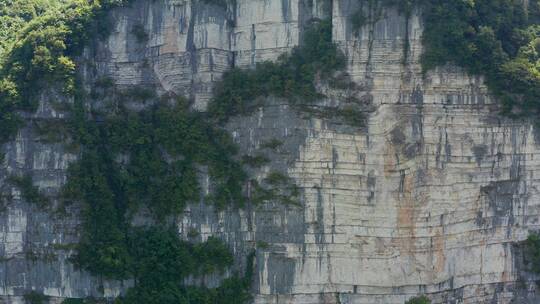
[{"x1": 1, "y1": 0, "x2": 540, "y2": 303}]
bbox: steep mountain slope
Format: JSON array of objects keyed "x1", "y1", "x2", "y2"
[{"x1": 0, "y1": 0, "x2": 539, "y2": 303}]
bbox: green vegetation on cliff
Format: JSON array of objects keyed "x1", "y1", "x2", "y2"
[
  {"x1": 23, "y1": 291, "x2": 49, "y2": 304},
  {"x1": 419, "y1": 0, "x2": 539, "y2": 116},
  {"x1": 114, "y1": 228, "x2": 252, "y2": 304},
  {"x1": 405, "y1": 295, "x2": 431, "y2": 304},
  {"x1": 369, "y1": 0, "x2": 540, "y2": 117},
  {"x1": 0, "y1": 0, "x2": 314, "y2": 301},
  {"x1": 0, "y1": 0, "x2": 128, "y2": 142},
  {"x1": 1, "y1": 0, "x2": 538, "y2": 302},
  {"x1": 0, "y1": 0, "x2": 254, "y2": 302},
  {"x1": 524, "y1": 233, "x2": 540, "y2": 273},
  {"x1": 8, "y1": 174, "x2": 48, "y2": 207},
  {"x1": 63, "y1": 96, "x2": 248, "y2": 280},
  {"x1": 0, "y1": 0, "x2": 68, "y2": 56},
  {"x1": 207, "y1": 18, "x2": 364, "y2": 126}
]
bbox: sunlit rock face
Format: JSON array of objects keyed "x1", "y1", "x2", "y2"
[{"x1": 1, "y1": 0, "x2": 539, "y2": 303}]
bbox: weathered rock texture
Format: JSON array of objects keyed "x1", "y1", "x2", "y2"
[{"x1": 1, "y1": 0, "x2": 540, "y2": 303}]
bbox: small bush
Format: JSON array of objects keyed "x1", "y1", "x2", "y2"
[
  {"x1": 350, "y1": 10, "x2": 367, "y2": 33},
  {"x1": 405, "y1": 295, "x2": 431, "y2": 304},
  {"x1": 131, "y1": 24, "x2": 148, "y2": 42},
  {"x1": 8, "y1": 174, "x2": 48, "y2": 206},
  {"x1": 119, "y1": 87, "x2": 156, "y2": 102},
  {"x1": 341, "y1": 109, "x2": 365, "y2": 127},
  {"x1": 260, "y1": 138, "x2": 283, "y2": 150},
  {"x1": 525, "y1": 233, "x2": 540, "y2": 273},
  {"x1": 250, "y1": 171, "x2": 301, "y2": 206},
  {"x1": 23, "y1": 291, "x2": 49, "y2": 304},
  {"x1": 264, "y1": 171, "x2": 290, "y2": 186},
  {"x1": 256, "y1": 240, "x2": 269, "y2": 249},
  {"x1": 200, "y1": 0, "x2": 229, "y2": 9},
  {"x1": 94, "y1": 76, "x2": 114, "y2": 88},
  {"x1": 61, "y1": 299, "x2": 84, "y2": 304},
  {"x1": 62, "y1": 296, "x2": 108, "y2": 304},
  {"x1": 33, "y1": 119, "x2": 68, "y2": 143},
  {"x1": 242, "y1": 154, "x2": 270, "y2": 167},
  {"x1": 187, "y1": 228, "x2": 199, "y2": 238}
]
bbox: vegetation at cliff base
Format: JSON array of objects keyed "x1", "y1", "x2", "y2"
[{"x1": 113, "y1": 228, "x2": 253, "y2": 304}]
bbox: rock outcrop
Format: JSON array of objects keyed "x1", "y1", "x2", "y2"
[{"x1": 1, "y1": 0, "x2": 539, "y2": 303}]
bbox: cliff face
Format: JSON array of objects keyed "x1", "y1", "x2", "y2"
[{"x1": 1, "y1": 0, "x2": 540, "y2": 303}]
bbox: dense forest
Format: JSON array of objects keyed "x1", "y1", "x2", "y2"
[{"x1": 0, "y1": 0, "x2": 538, "y2": 303}]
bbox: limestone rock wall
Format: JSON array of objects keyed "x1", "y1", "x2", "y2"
[{"x1": 0, "y1": 0, "x2": 540, "y2": 303}]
